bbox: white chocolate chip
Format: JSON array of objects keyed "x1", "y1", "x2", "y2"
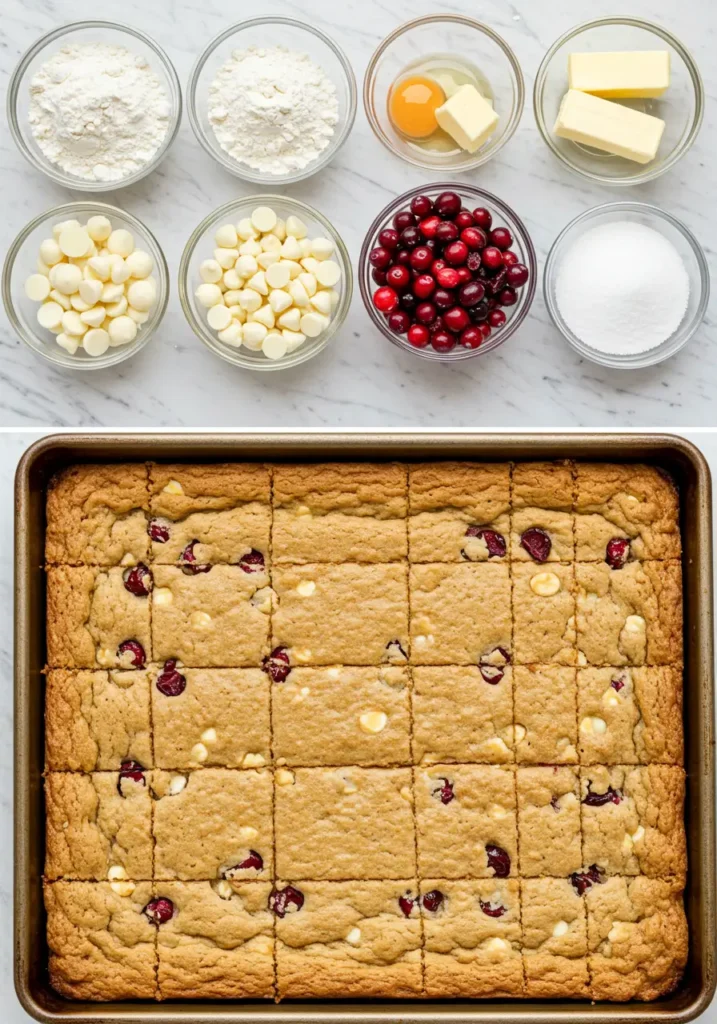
[
  {"x1": 530, "y1": 571, "x2": 561, "y2": 596},
  {"x1": 125, "y1": 250, "x2": 153, "y2": 279},
  {"x1": 296, "y1": 580, "x2": 316, "y2": 596},
  {"x1": 252, "y1": 207, "x2": 277, "y2": 234},
  {"x1": 216, "y1": 879, "x2": 233, "y2": 900},
  {"x1": 400, "y1": 785, "x2": 413, "y2": 803},
  {"x1": 215, "y1": 223, "x2": 239, "y2": 249},
  {"x1": 39, "y1": 238, "x2": 63, "y2": 266},
  {"x1": 265, "y1": 261, "x2": 291, "y2": 289},
  {"x1": 580, "y1": 716, "x2": 607, "y2": 735},
  {"x1": 110, "y1": 880, "x2": 136, "y2": 897},
  {"x1": 252, "y1": 304, "x2": 276, "y2": 330},
  {"x1": 483, "y1": 937, "x2": 509, "y2": 953},
  {"x1": 632, "y1": 825, "x2": 645, "y2": 843},
  {"x1": 602, "y1": 690, "x2": 620, "y2": 707},
  {"x1": 269, "y1": 288, "x2": 293, "y2": 315},
  {"x1": 196, "y1": 283, "x2": 224, "y2": 308},
  {"x1": 49, "y1": 262, "x2": 82, "y2": 295},
  {"x1": 315, "y1": 260, "x2": 341, "y2": 288},
  {"x1": 153, "y1": 587, "x2": 173, "y2": 606},
  {"x1": 25, "y1": 274, "x2": 51, "y2": 302},
  {"x1": 61, "y1": 311, "x2": 88, "y2": 337},
  {"x1": 345, "y1": 926, "x2": 362, "y2": 945},
  {"x1": 261, "y1": 234, "x2": 282, "y2": 254},
  {"x1": 624, "y1": 615, "x2": 646, "y2": 634},
  {"x1": 608, "y1": 921, "x2": 632, "y2": 943},
  {"x1": 243, "y1": 322, "x2": 268, "y2": 349},
  {"x1": 243, "y1": 753, "x2": 266, "y2": 768},
  {"x1": 506, "y1": 724, "x2": 526, "y2": 744},
  {"x1": 311, "y1": 237, "x2": 334, "y2": 261},
  {"x1": 190, "y1": 611, "x2": 212, "y2": 628},
  {"x1": 96, "y1": 648, "x2": 115, "y2": 667},
  {"x1": 239, "y1": 289, "x2": 263, "y2": 313},
  {"x1": 59, "y1": 225, "x2": 92, "y2": 258},
  {"x1": 55, "y1": 333, "x2": 79, "y2": 355},
  {"x1": 83, "y1": 328, "x2": 110, "y2": 357},
  {"x1": 288, "y1": 279, "x2": 310, "y2": 308},
  {"x1": 207, "y1": 304, "x2": 232, "y2": 332},
  {"x1": 310, "y1": 290, "x2": 332, "y2": 316},
  {"x1": 300, "y1": 311, "x2": 328, "y2": 338},
  {"x1": 191, "y1": 742, "x2": 208, "y2": 763},
  {"x1": 250, "y1": 587, "x2": 276, "y2": 614},
  {"x1": 552, "y1": 920, "x2": 569, "y2": 937},
  {"x1": 293, "y1": 648, "x2": 312, "y2": 664},
  {"x1": 107, "y1": 229, "x2": 135, "y2": 258},
  {"x1": 485, "y1": 737, "x2": 510, "y2": 757},
  {"x1": 281, "y1": 236, "x2": 304, "y2": 261},
  {"x1": 239, "y1": 826, "x2": 259, "y2": 841},
  {"x1": 282, "y1": 329, "x2": 306, "y2": 352},
  {"x1": 247, "y1": 271, "x2": 269, "y2": 296},
  {"x1": 108, "y1": 316, "x2": 138, "y2": 347},
  {"x1": 163, "y1": 479, "x2": 183, "y2": 494},
  {"x1": 488, "y1": 802, "x2": 509, "y2": 819},
  {"x1": 201, "y1": 727, "x2": 217, "y2": 744},
  {"x1": 126, "y1": 279, "x2": 155, "y2": 313},
  {"x1": 359, "y1": 711, "x2": 388, "y2": 734},
  {"x1": 275, "y1": 768, "x2": 295, "y2": 786},
  {"x1": 285, "y1": 216, "x2": 308, "y2": 239},
  {"x1": 168, "y1": 775, "x2": 187, "y2": 796},
  {"x1": 237, "y1": 218, "x2": 259, "y2": 241},
  {"x1": 298, "y1": 272, "x2": 317, "y2": 297},
  {"x1": 107, "y1": 865, "x2": 128, "y2": 881}
]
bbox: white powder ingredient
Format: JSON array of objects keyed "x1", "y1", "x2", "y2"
[
  {"x1": 209, "y1": 46, "x2": 339, "y2": 176},
  {"x1": 29, "y1": 42, "x2": 170, "y2": 183},
  {"x1": 555, "y1": 222, "x2": 690, "y2": 355}
]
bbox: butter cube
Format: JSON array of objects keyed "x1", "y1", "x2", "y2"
[
  {"x1": 435, "y1": 84, "x2": 499, "y2": 154},
  {"x1": 554, "y1": 89, "x2": 665, "y2": 164},
  {"x1": 568, "y1": 51, "x2": 670, "y2": 99}
]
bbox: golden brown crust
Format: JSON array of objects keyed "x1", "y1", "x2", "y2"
[
  {"x1": 521, "y1": 878, "x2": 589, "y2": 998},
  {"x1": 149, "y1": 463, "x2": 270, "y2": 516}
]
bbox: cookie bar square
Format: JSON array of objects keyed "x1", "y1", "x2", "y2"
[
  {"x1": 577, "y1": 666, "x2": 684, "y2": 765},
  {"x1": 586, "y1": 875, "x2": 688, "y2": 1001},
  {"x1": 408, "y1": 462, "x2": 510, "y2": 563},
  {"x1": 511, "y1": 461, "x2": 575, "y2": 563},
  {"x1": 149, "y1": 463, "x2": 271, "y2": 566},
  {"x1": 521, "y1": 878, "x2": 589, "y2": 998},
  {"x1": 155, "y1": 881, "x2": 274, "y2": 999},
  {"x1": 580, "y1": 765, "x2": 686, "y2": 878},
  {"x1": 45, "y1": 881, "x2": 157, "y2": 1000},
  {"x1": 46, "y1": 566, "x2": 152, "y2": 670},
  {"x1": 516, "y1": 767, "x2": 582, "y2": 877},
  {"x1": 421, "y1": 879, "x2": 523, "y2": 997},
  {"x1": 409, "y1": 563, "x2": 512, "y2": 665},
  {"x1": 274, "y1": 767, "x2": 415, "y2": 880},
  {"x1": 151, "y1": 565, "x2": 270, "y2": 667},
  {"x1": 414, "y1": 764, "x2": 517, "y2": 878},
  {"x1": 151, "y1": 667, "x2": 270, "y2": 770},
  {"x1": 274, "y1": 880, "x2": 423, "y2": 997},
  {"x1": 152, "y1": 768, "x2": 273, "y2": 881},
  {"x1": 412, "y1": 665, "x2": 514, "y2": 765},
  {"x1": 272, "y1": 666, "x2": 411, "y2": 767},
  {"x1": 45, "y1": 669, "x2": 151, "y2": 772},
  {"x1": 45, "y1": 770, "x2": 153, "y2": 881},
  {"x1": 575, "y1": 561, "x2": 682, "y2": 666},
  {"x1": 272, "y1": 463, "x2": 407, "y2": 564},
  {"x1": 512, "y1": 562, "x2": 576, "y2": 665},
  {"x1": 513, "y1": 666, "x2": 578, "y2": 764},
  {"x1": 45, "y1": 463, "x2": 149, "y2": 566},
  {"x1": 272, "y1": 563, "x2": 409, "y2": 666},
  {"x1": 575, "y1": 463, "x2": 681, "y2": 563}
]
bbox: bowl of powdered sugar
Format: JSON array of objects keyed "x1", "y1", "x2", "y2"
[
  {"x1": 7, "y1": 21, "x2": 181, "y2": 190},
  {"x1": 544, "y1": 202, "x2": 709, "y2": 369},
  {"x1": 187, "y1": 17, "x2": 357, "y2": 185}
]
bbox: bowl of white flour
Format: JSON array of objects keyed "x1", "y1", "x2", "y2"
[
  {"x1": 187, "y1": 17, "x2": 357, "y2": 185},
  {"x1": 7, "y1": 21, "x2": 182, "y2": 190}
]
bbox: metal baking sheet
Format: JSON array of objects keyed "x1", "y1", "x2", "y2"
[{"x1": 14, "y1": 431, "x2": 716, "y2": 1023}]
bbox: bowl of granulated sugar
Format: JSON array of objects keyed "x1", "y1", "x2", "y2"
[{"x1": 544, "y1": 202, "x2": 709, "y2": 368}]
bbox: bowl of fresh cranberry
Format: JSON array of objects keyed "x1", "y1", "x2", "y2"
[{"x1": 359, "y1": 185, "x2": 536, "y2": 359}]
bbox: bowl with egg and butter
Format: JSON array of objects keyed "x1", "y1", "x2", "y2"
[
  {"x1": 534, "y1": 17, "x2": 703, "y2": 185},
  {"x1": 364, "y1": 15, "x2": 524, "y2": 172}
]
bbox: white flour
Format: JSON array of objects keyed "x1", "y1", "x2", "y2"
[
  {"x1": 29, "y1": 42, "x2": 170, "y2": 183},
  {"x1": 208, "y1": 46, "x2": 339, "y2": 176}
]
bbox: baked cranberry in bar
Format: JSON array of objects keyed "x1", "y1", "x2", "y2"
[
  {"x1": 516, "y1": 768, "x2": 582, "y2": 878},
  {"x1": 272, "y1": 462, "x2": 407, "y2": 563},
  {"x1": 513, "y1": 666, "x2": 578, "y2": 764},
  {"x1": 511, "y1": 460, "x2": 575, "y2": 562},
  {"x1": 45, "y1": 463, "x2": 150, "y2": 566},
  {"x1": 421, "y1": 880, "x2": 523, "y2": 997},
  {"x1": 575, "y1": 463, "x2": 681, "y2": 563},
  {"x1": 148, "y1": 462, "x2": 271, "y2": 567},
  {"x1": 408, "y1": 462, "x2": 510, "y2": 563},
  {"x1": 512, "y1": 562, "x2": 577, "y2": 665},
  {"x1": 155, "y1": 881, "x2": 274, "y2": 999},
  {"x1": 274, "y1": 880, "x2": 423, "y2": 998},
  {"x1": 521, "y1": 878, "x2": 589, "y2": 998},
  {"x1": 45, "y1": 668, "x2": 151, "y2": 772}
]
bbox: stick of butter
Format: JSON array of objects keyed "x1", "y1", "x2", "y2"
[
  {"x1": 554, "y1": 89, "x2": 665, "y2": 164},
  {"x1": 435, "y1": 84, "x2": 499, "y2": 154},
  {"x1": 568, "y1": 50, "x2": 670, "y2": 99}
]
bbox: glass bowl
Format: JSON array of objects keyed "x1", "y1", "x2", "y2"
[
  {"x1": 544, "y1": 202, "x2": 709, "y2": 368},
  {"x1": 6, "y1": 20, "x2": 182, "y2": 191},
  {"x1": 2, "y1": 201, "x2": 169, "y2": 370},
  {"x1": 534, "y1": 17, "x2": 704, "y2": 186},
  {"x1": 364, "y1": 15, "x2": 524, "y2": 172},
  {"x1": 359, "y1": 184, "x2": 536, "y2": 362},
  {"x1": 187, "y1": 18, "x2": 357, "y2": 185},
  {"x1": 179, "y1": 195, "x2": 352, "y2": 370}
]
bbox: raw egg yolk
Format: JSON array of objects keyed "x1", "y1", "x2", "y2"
[{"x1": 389, "y1": 76, "x2": 445, "y2": 140}]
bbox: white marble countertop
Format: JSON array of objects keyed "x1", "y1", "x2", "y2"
[
  {"x1": 0, "y1": 0, "x2": 716, "y2": 428},
  {"x1": 1, "y1": 427, "x2": 716, "y2": 1021}
]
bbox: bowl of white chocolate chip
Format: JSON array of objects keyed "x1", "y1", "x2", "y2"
[
  {"x1": 2, "y1": 201, "x2": 169, "y2": 368},
  {"x1": 179, "y1": 196, "x2": 352, "y2": 369}
]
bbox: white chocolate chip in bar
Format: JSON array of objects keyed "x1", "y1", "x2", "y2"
[
  {"x1": 530, "y1": 571, "x2": 561, "y2": 596},
  {"x1": 162, "y1": 479, "x2": 183, "y2": 495},
  {"x1": 359, "y1": 711, "x2": 388, "y2": 734}
]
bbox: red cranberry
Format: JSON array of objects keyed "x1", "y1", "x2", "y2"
[
  {"x1": 143, "y1": 897, "x2": 174, "y2": 925},
  {"x1": 398, "y1": 893, "x2": 417, "y2": 917},
  {"x1": 455, "y1": 209, "x2": 475, "y2": 229},
  {"x1": 388, "y1": 311, "x2": 411, "y2": 334},
  {"x1": 472, "y1": 207, "x2": 492, "y2": 230},
  {"x1": 123, "y1": 563, "x2": 152, "y2": 597},
  {"x1": 435, "y1": 220, "x2": 459, "y2": 244},
  {"x1": 118, "y1": 760, "x2": 146, "y2": 795},
  {"x1": 520, "y1": 527, "x2": 552, "y2": 563},
  {"x1": 393, "y1": 211, "x2": 415, "y2": 232},
  {"x1": 470, "y1": 300, "x2": 489, "y2": 322},
  {"x1": 224, "y1": 850, "x2": 264, "y2": 875},
  {"x1": 431, "y1": 259, "x2": 447, "y2": 276},
  {"x1": 411, "y1": 195, "x2": 434, "y2": 217},
  {"x1": 461, "y1": 227, "x2": 487, "y2": 251},
  {"x1": 480, "y1": 323, "x2": 492, "y2": 341},
  {"x1": 422, "y1": 890, "x2": 445, "y2": 913},
  {"x1": 611, "y1": 672, "x2": 627, "y2": 692},
  {"x1": 502, "y1": 250, "x2": 519, "y2": 266},
  {"x1": 407, "y1": 324, "x2": 430, "y2": 348},
  {"x1": 484, "y1": 266, "x2": 508, "y2": 296},
  {"x1": 117, "y1": 639, "x2": 146, "y2": 669},
  {"x1": 263, "y1": 646, "x2": 291, "y2": 683},
  {"x1": 395, "y1": 249, "x2": 411, "y2": 266},
  {"x1": 400, "y1": 291, "x2": 417, "y2": 312},
  {"x1": 488, "y1": 309, "x2": 507, "y2": 329},
  {"x1": 369, "y1": 246, "x2": 392, "y2": 270},
  {"x1": 479, "y1": 664, "x2": 505, "y2": 684},
  {"x1": 410, "y1": 246, "x2": 433, "y2": 272},
  {"x1": 482, "y1": 246, "x2": 504, "y2": 271},
  {"x1": 180, "y1": 540, "x2": 212, "y2": 575},
  {"x1": 570, "y1": 865, "x2": 604, "y2": 896},
  {"x1": 373, "y1": 287, "x2": 399, "y2": 314},
  {"x1": 413, "y1": 274, "x2": 435, "y2": 300},
  {"x1": 466, "y1": 252, "x2": 482, "y2": 273},
  {"x1": 400, "y1": 226, "x2": 421, "y2": 248},
  {"x1": 458, "y1": 280, "x2": 486, "y2": 308},
  {"x1": 465, "y1": 525, "x2": 507, "y2": 557},
  {"x1": 506, "y1": 263, "x2": 529, "y2": 287},
  {"x1": 550, "y1": 794, "x2": 561, "y2": 812},
  {"x1": 419, "y1": 215, "x2": 441, "y2": 239},
  {"x1": 148, "y1": 519, "x2": 169, "y2": 543},
  {"x1": 606, "y1": 538, "x2": 630, "y2": 570},
  {"x1": 371, "y1": 268, "x2": 387, "y2": 286},
  {"x1": 386, "y1": 265, "x2": 411, "y2": 291},
  {"x1": 378, "y1": 227, "x2": 399, "y2": 249},
  {"x1": 490, "y1": 227, "x2": 513, "y2": 250},
  {"x1": 433, "y1": 288, "x2": 454, "y2": 310},
  {"x1": 498, "y1": 287, "x2": 518, "y2": 307},
  {"x1": 433, "y1": 777, "x2": 454, "y2": 804},
  {"x1": 386, "y1": 639, "x2": 408, "y2": 661},
  {"x1": 435, "y1": 192, "x2": 462, "y2": 218},
  {"x1": 583, "y1": 783, "x2": 623, "y2": 807},
  {"x1": 415, "y1": 302, "x2": 437, "y2": 325},
  {"x1": 460, "y1": 326, "x2": 483, "y2": 349},
  {"x1": 480, "y1": 899, "x2": 506, "y2": 918},
  {"x1": 443, "y1": 307, "x2": 470, "y2": 333},
  {"x1": 269, "y1": 885, "x2": 304, "y2": 918},
  {"x1": 156, "y1": 658, "x2": 187, "y2": 696},
  {"x1": 436, "y1": 267, "x2": 460, "y2": 290},
  {"x1": 455, "y1": 267, "x2": 472, "y2": 283},
  {"x1": 239, "y1": 549, "x2": 265, "y2": 574},
  {"x1": 486, "y1": 844, "x2": 511, "y2": 877},
  {"x1": 444, "y1": 241, "x2": 469, "y2": 266},
  {"x1": 431, "y1": 330, "x2": 455, "y2": 353}
]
